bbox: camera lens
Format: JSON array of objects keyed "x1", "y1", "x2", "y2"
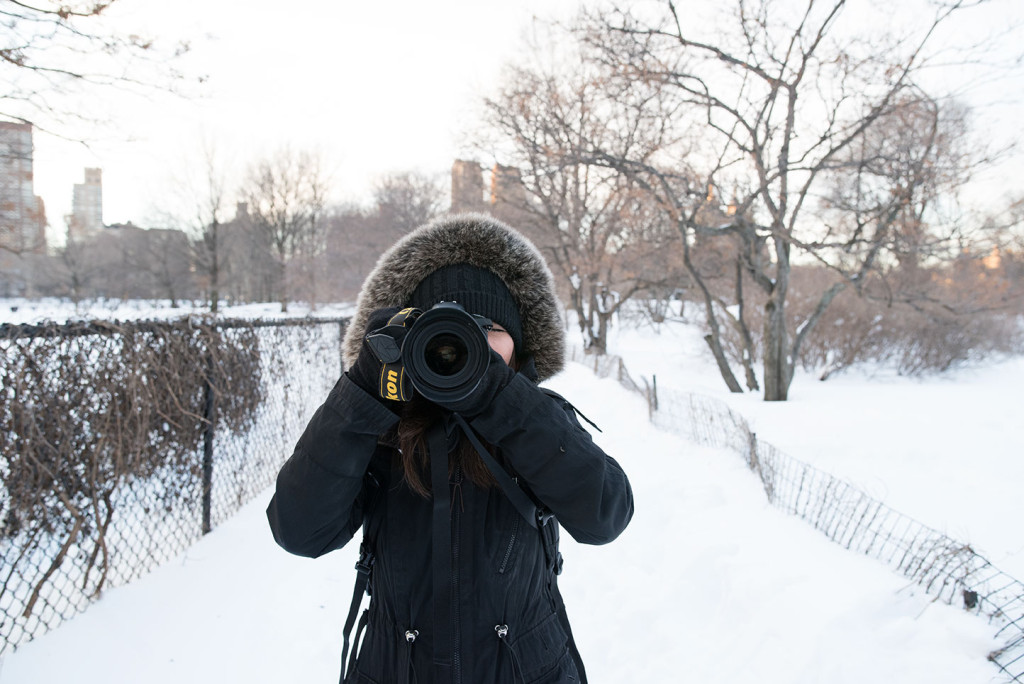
[
  {"x1": 401, "y1": 302, "x2": 491, "y2": 403},
  {"x1": 424, "y1": 333, "x2": 468, "y2": 376}
]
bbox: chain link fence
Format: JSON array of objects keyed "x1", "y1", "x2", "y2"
[
  {"x1": 569, "y1": 345, "x2": 1024, "y2": 683},
  {"x1": 0, "y1": 316, "x2": 347, "y2": 656}
]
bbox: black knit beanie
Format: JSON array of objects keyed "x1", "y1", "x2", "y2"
[{"x1": 409, "y1": 263, "x2": 524, "y2": 352}]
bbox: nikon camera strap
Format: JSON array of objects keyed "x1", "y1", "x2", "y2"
[
  {"x1": 450, "y1": 412, "x2": 542, "y2": 529},
  {"x1": 364, "y1": 308, "x2": 420, "y2": 402}
]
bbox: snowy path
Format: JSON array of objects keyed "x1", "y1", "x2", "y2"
[
  {"x1": 0, "y1": 364, "x2": 999, "y2": 683},
  {"x1": 611, "y1": 318, "x2": 1024, "y2": 583}
]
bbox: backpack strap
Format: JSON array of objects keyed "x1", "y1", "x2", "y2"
[
  {"x1": 515, "y1": 389, "x2": 591, "y2": 680},
  {"x1": 340, "y1": 470, "x2": 382, "y2": 683},
  {"x1": 552, "y1": 579, "x2": 588, "y2": 684}
]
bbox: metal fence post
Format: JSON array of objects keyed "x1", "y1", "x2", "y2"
[
  {"x1": 201, "y1": 351, "x2": 216, "y2": 535},
  {"x1": 0, "y1": 316, "x2": 352, "y2": 654}
]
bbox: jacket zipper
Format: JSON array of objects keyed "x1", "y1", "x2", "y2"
[
  {"x1": 499, "y1": 514, "x2": 520, "y2": 574},
  {"x1": 452, "y1": 462, "x2": 463, "y2": 684}
]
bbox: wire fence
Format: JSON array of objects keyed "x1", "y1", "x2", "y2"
[
  {"x1": 0, "y1": 316, "x2": 347, "y2": 656},
  {"x1": 570, "y1": 346, "x2": 1024, "y2": 683},
  {"x1": 4, "y1": 321, "x2": 1021, "y2": 679}
]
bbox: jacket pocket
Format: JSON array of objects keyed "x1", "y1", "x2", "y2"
[
  {"x1": 496, "y1": 612, "x2": 579, "y2": 683},
  {"x1": 342, "y1": 664, "x2": 379, "y2": 684}
]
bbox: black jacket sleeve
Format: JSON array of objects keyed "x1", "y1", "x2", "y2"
[
  {"x1": 266, "y1": 374, "x2": 399, "y2": 558},
  {"x1": 469, "y1": 374, "x2": 634, "y2": 545}
]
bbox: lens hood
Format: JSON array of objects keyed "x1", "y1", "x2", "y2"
[{"x1": 401, "y1": 302, "x2": 490, "y2": 404}]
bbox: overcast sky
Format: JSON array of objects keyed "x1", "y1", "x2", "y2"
[
  {"x1": 25, "y1": 0, "x2": 1024, "y2": 244},
  {"x1": 30, "y1": 0, "x2": 582, "y2": 239}
]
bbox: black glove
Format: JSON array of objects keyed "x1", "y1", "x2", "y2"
[
  {"x1": 518, "y1": 355, "x2": 539, "y2": 383},
  {"x1": 346, "y1": 307, "x2": 415, "y2": 405},
  {"x1": 430, "y1": 348, "x2": 517, "y2": 418}
]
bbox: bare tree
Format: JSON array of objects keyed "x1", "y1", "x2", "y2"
[
  {"x1": 317, "y1": 175, "x2": 446, "y2": 303},
  {"x1": 320, "y1": 205, "x2": 373, "y2": 301},
  {"x1": 140, "y1": 229, "x2": 193, "y2": 306},
  {"x1": 219, "y1": 204, "x2": 276, "y2": 305},
  {"x1": 296, "y1": 172, "x2": 329, "y2": 312},
  {"x1": 583, "y1": 0, "x2": 1010, "y2": 399},
  {"x1": 159, "y1": 141, "x2": 233, "y2": 312},
  {"x1": 373, "y1": 171, "x2": 445, "y2": 236},
  {"x1": 0, "y1": 0, "x2": 195, "y2": 130},
  {"x1": 479, "y1": 44, "x2": 680, "y2": 353},
  {"x1": 818, "y1": 94, "x2": 974, "y2": 285},
  {"x1": 599, "y1": 161, "x2": 761, "y2": 392},
  {"x1": 242, "y1": 149, "x2": 329, "y2": 312},
  {"x1": 55, "y1": 222, "x2": 103, "y2": 305}
]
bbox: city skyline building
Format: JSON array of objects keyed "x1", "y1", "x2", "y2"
[
  {"x1": 69, "y1": 167, "x2": 103, "y2": 240},
  {"x1": 0, "y1": 121, "x2": 47, "y2": 254},
  {"x1": 450, "y1": 159, "x2": 533, "y2": 231},
  {"x1": 450, "y1": 159, "x2": 485, "y2": 212}
]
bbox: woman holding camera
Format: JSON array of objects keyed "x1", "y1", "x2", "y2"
[{"x1": 267, "y1": 214, "x2": 634, "y2": 684}]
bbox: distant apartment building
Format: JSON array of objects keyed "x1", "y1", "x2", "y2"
[
  {"x1": 0, "y1": 121, "x2": 47, "y2": 253},
  {"x1": 489, "y1": 163, "x2": 528, "y2": 219},
  {"x1": 450, "y1": 159, "x2": 531, "y2": 228},
  {"x1": 451, "y1": 159, "x2": 485, "y2": 212},
  {"x1": 69, "y1": 167, "x2": 103, "y2": 239}
]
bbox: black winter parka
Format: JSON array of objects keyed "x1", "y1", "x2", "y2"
[{"x1": 267, "y1": 371, "x2": 634, "y2": 684}]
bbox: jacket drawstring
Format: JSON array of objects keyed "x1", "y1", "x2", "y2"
[
  {"x1": 495, "y1": 624, "x2": 525, "y2": 683},
  {"x1": 400, "y1": 628, "x2": 419, "y2": 684}
]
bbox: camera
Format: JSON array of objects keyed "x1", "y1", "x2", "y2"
[{"x1": 366, "y1": 302, "x2": 492, "y2": 404}]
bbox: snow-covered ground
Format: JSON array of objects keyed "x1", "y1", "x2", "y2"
[
  {"x1": 0, "y1": 300, "x2": 1018, "y2": 682},
  {"x1": 0, "y1": 297, "x2": 354, "y2": 325},
  {"x1": 609, "y1": 313, "x2": 1024, "y2": 582}
]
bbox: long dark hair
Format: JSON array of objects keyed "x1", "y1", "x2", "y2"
[
  {"x1": 394, "y1": 397, "x2": 497, "y2": 497},
  {"x1": 393, "y1": 355, "x2": 520, "y2": 498}
]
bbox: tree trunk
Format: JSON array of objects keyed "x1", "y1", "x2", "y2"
[
  {"x1": 678, "y1": 221, "x2": 743, "y2": 393},
  {"x1": 209, "y1": 219, "x2": 219, "y2": 314},
  {"x1": 571, "y1": 296, "x2": 588, "y2": 350},
  {"x1": 762, "y1": 296, "x2": 789, "y2": 401},
  {"x1": 762, "y1": 231, "x2": 795, "y2": 401},
  {"x1": 578, "y1": 280, "x2": 602, "y2": 353},
  {"x1": 704, "y1": 334, "x2": 743, "y2": 393},
  {"x1": 278, "y1": 258, "x2": 288, "y2": 313},
  {"x1": 307, "y1": 256, "x2": 318, "y2": 312},
  {"x1": 735, "y1": 257, "x2": 760, "y2": 391},
  {"x1": 592, "y1": 310, "x2": 610, "y2": 354}
]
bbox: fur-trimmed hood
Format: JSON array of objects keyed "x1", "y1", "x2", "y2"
[{"x1": 343, "y1": 213, "x2": 565, "y2": 381}]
